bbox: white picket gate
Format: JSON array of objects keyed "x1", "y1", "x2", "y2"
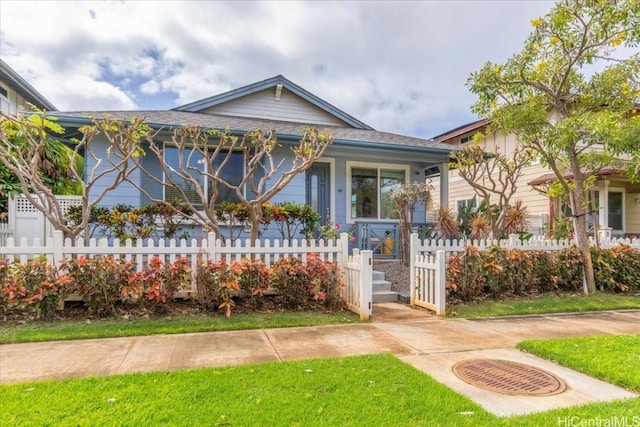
[{"x1": 342, "y1": 249, "x2": 373, "y2": 321}]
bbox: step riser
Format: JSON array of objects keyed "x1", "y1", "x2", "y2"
[
  {"x1": 373, "y1": 280, "x2": 392, "y2": 292},
  {"x1": 373, "y1": 292, "x2": 399, "y2": 303}
]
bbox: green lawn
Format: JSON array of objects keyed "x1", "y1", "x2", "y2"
[
  {"x1": 0, "y1": 311, "x2": 360, "y2": 344},
  {"x1": 449, "y1": 292, "x2": 640, "y2": 318},
  {"x1": 1, "y1": 335, "x2": 638, "y2": 426}
]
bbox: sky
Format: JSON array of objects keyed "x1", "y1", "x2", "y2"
[{"x1": 0, "y1": 0, "x2": 556, "y2": 139}]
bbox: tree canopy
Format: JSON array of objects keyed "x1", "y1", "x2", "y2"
[{"x1": 467, "y1": 0, "x2": 640, "y2": 293}]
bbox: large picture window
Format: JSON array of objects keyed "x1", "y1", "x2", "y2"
[
  {"x1": 348, "y1": 162, "x2": 407, "y2": 220},
  {"x1": 163, "y1": 146, "x2": 244, "y2": 209}
]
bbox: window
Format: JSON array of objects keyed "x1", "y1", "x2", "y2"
[
  {"x1": 456, "y1": 197, "x2": 477, "y2": 212},
  {"x1": 460, "y1": 135, "x2": 473, "y2": 144},
  {"x1": 163, "y1": 146, "x2": 244, "y2": 209},
  {"x1": 0, "y1": 85, "x2": 9, "y2": 114},
  {"x1": 348, "y1": 162, "x2": 407, "y2": 220}
]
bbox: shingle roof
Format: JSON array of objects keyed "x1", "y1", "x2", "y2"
[{"x1": 49, "y1": 110, "x2": 454, "y2": 153}]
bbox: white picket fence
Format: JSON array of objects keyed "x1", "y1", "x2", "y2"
[
  {"x1": 0, "y1": 230, "x2": 376, "y2": 318},
  {"x1": 409, "y1": 234, "x2": 640, "y2": 316}
]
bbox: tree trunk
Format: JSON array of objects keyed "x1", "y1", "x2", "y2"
[
  {"x1": 248, "y1": 203, "x2": 262, "y2": 246},
  {"x1": 568, "y1": 164, "x2": 596, "y2": 294}
]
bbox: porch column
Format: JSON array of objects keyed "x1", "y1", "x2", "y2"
[
  {"x1": 599, "y1": 180, "x2": 609, "y2": 229},
  {"x1": 438, "y1": 162, "x2": 449, "y2": 209}
]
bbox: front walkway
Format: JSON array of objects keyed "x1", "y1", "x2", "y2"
[{"x1": 2, "y1": 306, "x2": 639, "y2": 416}]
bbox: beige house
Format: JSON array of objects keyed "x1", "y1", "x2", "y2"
[
  {"x1": 0, "y1": 59, "x2": 57, "y2": 115},
  {"x1": 430, "y1": 119, "x2": 640, "y2": 238}
]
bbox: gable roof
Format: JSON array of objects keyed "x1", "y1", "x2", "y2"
[
  {"x1": 431, "y1": 118, "x2": 490, "y2": 143},
  {"x1": 173, "y1": 75, "x2": 373, "y2": 130},
  {"x1": 0, "y1": 58, "x2": 57, "y2": 111}
]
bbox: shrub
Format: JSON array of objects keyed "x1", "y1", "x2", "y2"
[
  {"x1": 271, "y1": 257, "x2": 311, "y2": 309},
  {"x1": 195, "y1": 259, "x2": 239, "y2": 317},
  {"x1": 303, "y1": 253, "x2": 343, "y2": 309},
  {"x1": 60, "y1": 255, "x2": 137, "y2": 316},
  {"x1": 1, "y1": 257, "x2": 65, "y2": 320},
  {"x1": 235, "y1": 258, "x2": 270, "y2": 308},
  {"x1": 593, "y1": 245, "x2": 640, "y2": 292},
  {"x1": 446, "y1": 246, "x2": 586, "y2": 302},
  {"x1": 133, "y1": 257, "x2": 192, "y2": 313}
]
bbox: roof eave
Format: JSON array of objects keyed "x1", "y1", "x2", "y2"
[{"x1": 0, "y1": 59, "x2": 57, "y2": 111}]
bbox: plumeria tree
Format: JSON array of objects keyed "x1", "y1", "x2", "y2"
[
  {"x1": 390, "y1": 182, "x2": 432, "y2": 266},
  {"x1": 134, "y1": 126, "x2": 333, "y2": 243},
  {"x1": 0, "y1": 113, "x2": 147, "y2": 243},
  {"x1": 467, "y1": 0, "x2": 640, "y2": 293},
  {"x1": 450, "y1": 141, "x2": 532, "y2": 239}
]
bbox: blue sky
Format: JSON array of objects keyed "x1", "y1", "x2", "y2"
[{"x1": 0, "y1": 0, "x2": 555, "y2": 139}]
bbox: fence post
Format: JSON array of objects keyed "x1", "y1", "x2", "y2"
[
  {"x1": 338, "y1": 232, "x2": 349, "y2": 276},
  {"x1": 53, "y1": 230, "x2": 64, "y2": 266},
  {"x1": 360, "y1": 250, "x2": 372, "y2": 321},
  {"x1": 207, "y1": 232, "x2": 217, "y2": 262},
  {"x1": 434, "y1": 250, "x2": 446, "y2": 316},
  {"x1": 409, "y1": 232, "x2": 419, "y2": 306}
]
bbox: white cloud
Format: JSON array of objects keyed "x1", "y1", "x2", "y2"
[{"x1": 1, "y1": 0, "x2": 556, "y2": 137}]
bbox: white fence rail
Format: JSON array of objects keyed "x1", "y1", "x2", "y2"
[{"x1": 342, "y1": 249, "x2": 373, "y2": 321}]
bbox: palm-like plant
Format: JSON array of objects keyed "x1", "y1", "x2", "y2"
[{"x1": 435, "y1": 206, "x2": 458, "y2": 239}]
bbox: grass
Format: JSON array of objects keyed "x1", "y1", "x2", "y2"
[
  {"x1": 449, "y1": 291, "x2": 640, "y2": 318},
  {"x1": 0, "y1": 310, "x2": 360, "y2": 344},
  {"x1": 517, "y1": 334, "x2": 640, "y2": 392},
  {"x1": 2, "y1": 292, "x2": 638, "y2": 344},
  {"x1": 2, "y1": 335, "x2": 639, "y2": 426}
]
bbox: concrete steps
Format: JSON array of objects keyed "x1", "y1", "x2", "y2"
[{"x1": 372, "y1": 270, "x2": 399, "y2": 303}]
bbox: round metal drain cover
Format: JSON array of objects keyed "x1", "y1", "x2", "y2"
[{"x1": 453, "y1": 359, "x2": 566, "y2": 396}]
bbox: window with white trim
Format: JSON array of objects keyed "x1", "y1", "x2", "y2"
[
  {"x1": 163, "y1": 146, "x2": 244, "y2": 209},
  {"x1": 348, "y1": 162, "x2": 408, "y2": 220}
]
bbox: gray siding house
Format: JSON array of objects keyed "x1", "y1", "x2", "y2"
[{"x1": 49, "y1": 75, "x2": 452, "y2": 243}]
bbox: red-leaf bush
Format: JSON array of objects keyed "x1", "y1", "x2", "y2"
[
  {"x1": 0, "y1": 257, "x2": 65, "y2": 320},
  {"x1": 446, "y1": 245, "x2": 639, "y2": 303},
  {"x1": 132, "y1": 257, "x2": 192, "y2": 313},
  {"x1": 59, "y1": 255, "x2": 137, "y2": 315}
]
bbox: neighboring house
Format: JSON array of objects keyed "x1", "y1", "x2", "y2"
[
  {"x1": 0, "y1": 58, "x2": 57, "y2": 114},
  {"x1": 47, "y1": 75, "x2": 452, "y2": 242},
  {"x1": 430, "y1": 119, "x2": 640, "y2": 238},
  {"x1": 0, "y1": 59, "x2": 58, "y2": 243}
]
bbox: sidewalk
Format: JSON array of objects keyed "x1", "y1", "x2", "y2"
[{"x1": 2, "y1": 305, "x2": 639, "y2": 385}]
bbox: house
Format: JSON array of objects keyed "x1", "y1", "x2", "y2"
[
  {"x1": 1, "y1": 59, "x2": 58, "y2": 244},
  {"x1": 46, "y1": 75, "x2": 452, "y2": 245},
  {"x1": 430, "y1": 119, "x2": 640, "y2": 238},
  {"x1": 0, "y1": 58, "x2": 57, "y2": 115}
]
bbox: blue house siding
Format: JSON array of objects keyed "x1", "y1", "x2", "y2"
[{"x1": 86, "y1": 136, "x2": 144, "y2": 208}]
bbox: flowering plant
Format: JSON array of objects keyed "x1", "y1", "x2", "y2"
[{"x1": 316, "y1": 220, "x2": 356, "y2": 242}]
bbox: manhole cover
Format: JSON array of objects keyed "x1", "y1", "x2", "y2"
[{"x1": 453, "y1": 359, "x2": 567, "y2": 396}]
